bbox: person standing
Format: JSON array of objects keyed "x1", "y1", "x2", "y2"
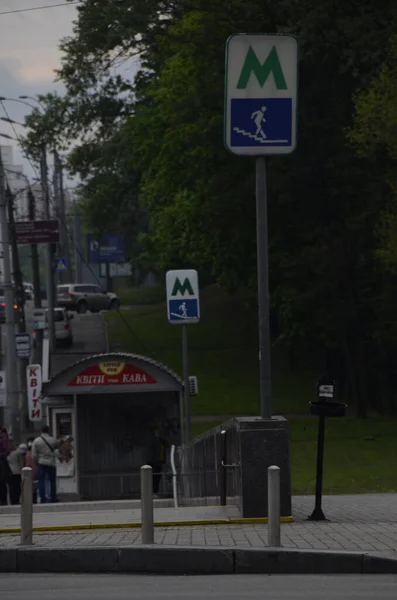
[
  {"x1": 7, "y1": 443, "x2": 27, "y2": 505},
  {"x1": 147, "y1": 427, "x2": 167, "y2": 498},
  {"x1": 32, "y1": 425, "x2": 59, "y2": 503},
  {"x1": 0, "y1": 426, "x2": 11, "y2": 505}
]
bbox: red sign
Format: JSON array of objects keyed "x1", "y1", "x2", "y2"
[
  {"x1": 68, "y1": 362, "x2": 156, "y2": 387},
  {"x1": 26, "y1": 364, "x2": 42, "y2": 421}
]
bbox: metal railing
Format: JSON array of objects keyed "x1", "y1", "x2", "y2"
[{"x1": 176, "y1": 424, "x2": 241, "y2": 507}]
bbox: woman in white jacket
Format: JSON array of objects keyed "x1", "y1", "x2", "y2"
[{"x1": 32, "y1": 425, "x2": 59, "y2": 503}]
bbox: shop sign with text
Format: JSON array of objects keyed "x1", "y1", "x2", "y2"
[{"x1": 68, "y1": 362, "x2": 156, "y2": 386}]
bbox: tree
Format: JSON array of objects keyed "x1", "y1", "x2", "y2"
[{"x1": 41, "y1": 0, "x2": 397, "y2": 415}]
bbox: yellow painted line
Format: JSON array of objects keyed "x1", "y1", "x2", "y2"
[{"x1": 0, "y1": 516, "x2": 293, "y2": 534}]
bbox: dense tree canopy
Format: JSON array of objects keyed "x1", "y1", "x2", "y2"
[{"x1": 22, "y1": 0, "x2": 397, "y2": 415}]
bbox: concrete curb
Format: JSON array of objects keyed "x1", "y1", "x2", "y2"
[
  {"x1": 0, "y1": 516, "x2": 293, "y2": 534},
  {"x1": 0, "y1": 546, "x2": 396, "y2": 574}
]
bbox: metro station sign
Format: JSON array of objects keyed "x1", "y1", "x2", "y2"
[{"x1": 68, "y1": 362, "x2": 156, "y2": 386}]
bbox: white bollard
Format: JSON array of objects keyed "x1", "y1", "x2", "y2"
[
  {"x1": 267, "y1": 465, "x2": 281, "y2": 547},
  {"x1": 141, "y1": 465, "x2": 154, "y2": 544},
  {"x1": 20, "y1": 467, "x2": 33, "y2": 546}
]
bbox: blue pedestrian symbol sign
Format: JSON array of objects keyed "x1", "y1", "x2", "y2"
[
  {"x1": 166, "y1": 270, "x2": 200, "y2": 324},
  {"x1": 231, "y1": 98, "x2": 292, "y2": 147},
  {"x1": 56, "y1": 257, "x2": 68, "y2": 272},
  {"x1": 224, "y1": 34, "x2": 298, "y2": 156}
]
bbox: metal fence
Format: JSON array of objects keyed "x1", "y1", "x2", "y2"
[{"x1": 176, "y1": 421, "x2": 241, "y2": 507}]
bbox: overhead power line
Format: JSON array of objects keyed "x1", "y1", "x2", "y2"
[{"x1": 0, "y1": 2, "x2": 81, "y2": 17}]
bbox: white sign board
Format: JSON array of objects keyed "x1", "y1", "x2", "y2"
[
  {"x1": 166, "y1": 270, "x2": 200, "y2": 324},
  {"x1": 15, "y1": 333, "x2": 31, "y2": 359},
  {"x1": 0, "y1": 370, "x2": 5, "y2": 407},
  {"x1": 224, "y1": 34, "x2": 298, "y2": 155},
  {"x1": 32, "y1": 308, "x2": 46, "y2": 330},
  {"x1": 100, "y1": 262, "x2": 132, "y2": 278},
  {"x1": 26, "y1": 364, "x2": 42, "y2": 421}
]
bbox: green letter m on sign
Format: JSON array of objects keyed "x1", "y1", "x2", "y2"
[
  {"x1": 237, "y1": 46, "x2": 287, "y2": 90},
  {"x1": 172, "y1": 277, "x2": 194, "y2": 296}
]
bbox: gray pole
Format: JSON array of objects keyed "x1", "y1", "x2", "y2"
[
  {"x1": 182, "y1": 324, "x2": 191, "y2": 442},
  {"x1": 267, "y1": 465, "x2": 281, "y2": 547},
  {"x1": 58, "y1": 158, "x2": 71, "y2": 282},
  {"x1": 140, "y1": 464, "x2": 154, "y2": 544},
  {"x1": 53, "y1": 150, "x2": 61, "y2": 285},
  {"x1": 0, "y1": 151, "x2": 19, "y2": 439},
  {"x1": 73, "y1": 200, "x2": 83, "y2": 283},
  {"x1": 20, "y1": 467, "x2": 33, "y2": 546},
  {"x1": 256, "y1": 157, "x2": 272, "y2": 419},
  {"x1": 41, "y1": 146, "x2": 56, "y2": 353}
]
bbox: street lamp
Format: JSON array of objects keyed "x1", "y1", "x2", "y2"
[
  {"x1": 0, "y1": 117, "x2": 24, "y2": 127},
  {"x1": 0, "y1": 132, "x2": 15, "y2": 141},
  {"x1": 0, "y1": 97, "x2": 38, "y2": 112}
]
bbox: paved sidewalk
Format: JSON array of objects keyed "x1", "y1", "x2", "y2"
[
  {"x1": 1, "y1": 494, "x2": 397, "y2": 554},
  {"x1": 0, "y1": 505, "x2": 240, "y2": 530}
]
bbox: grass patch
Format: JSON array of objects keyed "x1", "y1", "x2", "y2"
[
  {"x1": 115, "y1": 285, "x2": 165, "y2": 306},
  {"x1": 105, "y1": 286, "x2": 320, "y2": 416},
  {"x1": 190, "y1": 417, "x2": 397, "y2": 495},
  {"x1": 105, "y1": 288, "x2": 397, "y2": 494}
]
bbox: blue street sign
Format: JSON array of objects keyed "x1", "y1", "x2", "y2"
[
  {"x1": 56, "y1": 257, "x2": 68, "y2": 272},
  {"x1": 230, "y1": 98, "x2": 292, "y2": 148},
  {"x1": 168, "y1": 298, "x2": 199, "y2": 323},
  {"x1": 224, "y1": 34, "x2": 298, "y2": 156},
  {"x1": 88, "y1": 233, "x2": 126, "y2": 264},
  {"x1": 15, "y1": 333, "x2": 31, "y2": 359}
]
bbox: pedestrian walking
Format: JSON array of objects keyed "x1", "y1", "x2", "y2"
[
  {"x1": 0, "y1": 426, "x2": 11, "y2": 505},
  {"x1": 32, "y1": 425, "x2": 59, "y2": 503},
  {"x1": 7, "y1": 443, "x2": 27, "y2": 505}
]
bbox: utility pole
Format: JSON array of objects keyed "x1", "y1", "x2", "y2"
[
  {"x1": 28, "y1": 186, "x2": 43, "y2": 365},
  {"x1": 41, "y1": 145, "x2": 56, "y2": 353},
  {"x1": 55, "y1": 151, "x2": 71, "y2": 282},
  {"x1": 0, "y1": 151, "x2": 20, "y2": 439},
  {"x1": 28, "y1": 188, "x2": 41, "y2": 308},
  {"x1": 6, "y1": 186, "x2": 26, "y2": 333},
  {"x1": 6, "y1": 185, "x2": 28, "y2": 433},
  {"x1": 73, "y1": 199, "x2": 83, "y2": 283}
]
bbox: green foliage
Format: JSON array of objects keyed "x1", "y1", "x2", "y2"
[{"x1": 19, "y1": 0, "x2": 397, "y2": 416}]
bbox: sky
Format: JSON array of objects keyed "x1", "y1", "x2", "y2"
[{"x1": 0, "y1": 0, "x2": 79, "y2": 186}]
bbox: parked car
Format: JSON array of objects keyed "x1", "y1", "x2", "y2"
[
  {"x1": 0, "y1": 290, "x2": 24, "y2": 324},
  {"x1": 33, "y1": 307, "x2": 73, "y2": 348},
  {"x1": 56, "y1": 284, "x2": 121, "y2": 314},
  {"x1": 23, "y1": 282, "x2": 34, "y2": 301}
]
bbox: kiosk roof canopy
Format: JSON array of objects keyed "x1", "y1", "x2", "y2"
[{"x1": 43, "y1": 352, "x2": 184, "y2": 396}]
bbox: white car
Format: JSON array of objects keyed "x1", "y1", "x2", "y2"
[
  {"x1": 33, "y1": 308, "x2": 74, "y2": 348},
  {"x1": 23, "y1": 282, "x2": 34, "y2": 300}
]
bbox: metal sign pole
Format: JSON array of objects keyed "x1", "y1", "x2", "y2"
[
  {"x1": 256, "y1": 157, "x2": 272, "y2": 419},
  {"x1": 182, "y1": 324, "x2": 192, "y2": 442}
]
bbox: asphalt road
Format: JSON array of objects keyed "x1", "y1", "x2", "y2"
[{"x1": 1, "y1": 574, "x2": 397, "y2": 599}]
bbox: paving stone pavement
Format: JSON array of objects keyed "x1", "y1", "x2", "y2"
[{"x1": 1, "y1": 494, "x2": 396, "y2": 554}]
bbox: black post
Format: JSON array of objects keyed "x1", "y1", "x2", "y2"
[
  {"x1": 220, "y1": 429, "x2": 227, "y2": 506},
  {"x1": 308, "y1": 415, "x2": 327, "y2": 521},
  {"x1": 106, "y1": 262, "x2": 113, "y2": 292}
]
